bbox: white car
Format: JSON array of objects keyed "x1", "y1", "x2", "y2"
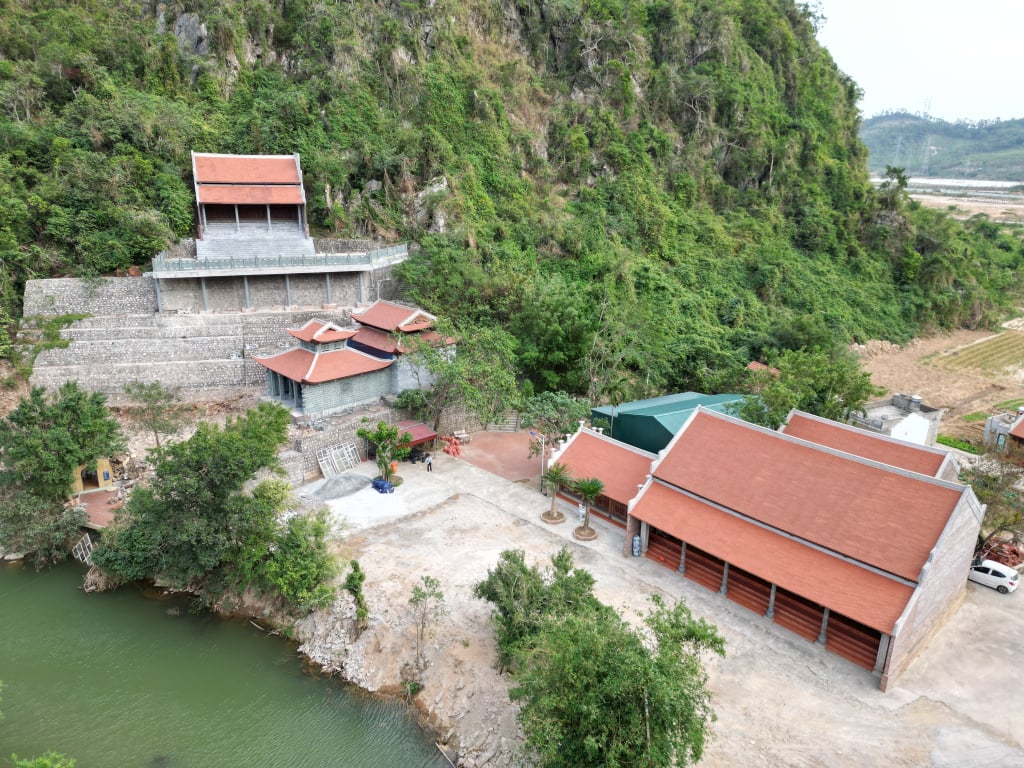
[{"x1": 968, "y1": 559, "x2": 1020, "y2": 594}]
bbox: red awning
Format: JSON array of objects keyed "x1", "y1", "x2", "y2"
[{"x1": 395, "y1": 420, "x2": 438, "y2": 446}]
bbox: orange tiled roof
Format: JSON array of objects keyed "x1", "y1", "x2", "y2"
[
  {"x1": 746, "y1": 361, "x2": 780, "y2": 376},
  {"x1": 192, "y1": 153, "x2": 305, "y2": 206},
  {"x1": 630, "y1": 482, "x2": 914, "y2": 633},
  {"x1": 555, "y1": 430, "x2": 654, "y2": 505},
  {"x1": 352, "y1": 300, "x2": 435, "y2": 332},
  {"x1": 254, "y1": 347, "x2": 391, "y2": 384},
  {"x1": 395, "y1": 419, "x2": 438, "y2": 445},
  {"x1": 286, "y1": 319, "x2": 357, "y2": 344},
  {"x1": 197, "y1": 184, "x2": 304, "y2": 205},
  {"x1": 654, "y1": 410, "x2": 966, "y2": 583},
  {"x1": 782, "y1": 411, "x2": 948, "y2": 477},
  {"x1": 1010, "y1": 417, "x2": 1024, "y2": 439},
  {"x1": 351, "y1": 326, "x2": 399, "y2": 355},
  {"x1": 194, "y1": 154, "x2": 301, "y2": 184}
]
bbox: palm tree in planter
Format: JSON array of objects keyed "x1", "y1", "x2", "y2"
[
  {"x1": 541, "y1": 463, "x2": 573, "y2": 524},
  {"x1": 573, "y1": 476, "x2": 604, "y2": 541}
]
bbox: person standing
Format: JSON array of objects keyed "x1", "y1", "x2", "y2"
[{"x1": 425, "y1": 453, "x2": 433, "y2": 472}]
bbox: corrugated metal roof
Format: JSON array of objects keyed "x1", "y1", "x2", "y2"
[
  {"x1": 782, "y1": 411, "x2": 948, "y2": 477},
  {"x1": 591, "y1": 392, "x2": 745, "y2": 454},
  {"x1": 1010, "y1": 416, "x2": 1024, "y2": 439},
  {"x1": 654, "y1": 410, "x2": 966, "y2": 583},
  {"x1": 630, "y1": 482, "x2": 914, "y2": 634},
  {"x1": 253, "y1": 347, "x2": 392, "y2": 383},
  {"x1": 555, "y1": 430, "x2": 655, "y2": 505}
]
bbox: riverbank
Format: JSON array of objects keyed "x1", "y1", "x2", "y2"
[{"x1": 287, "y1": 444, "x2": 1024, "y2": 767}]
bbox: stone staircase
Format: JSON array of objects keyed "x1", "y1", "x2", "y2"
[
  {"x1": 195, "y1": 227, "x2": 315, "y2": 261},
  {"x1": 487, "y1": 412, "x2": 521, "y2": 432}
]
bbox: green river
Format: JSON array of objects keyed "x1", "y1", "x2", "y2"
[{"x1": 0, "y1": 562, "x2": 446, "y2": 768}]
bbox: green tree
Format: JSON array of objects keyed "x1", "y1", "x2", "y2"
[
  {"x1": 12, "y1": 753, "x2": 76, "y2": 768},
  {"x1": 540, "y1": 463, "x2": 573, "y2": 523},
  {"x1": 878, "y1": 165, "x2": 909, "y2": 212},
  {"x1": 344, "y1": 559, "x2": 369, "y2": 626},
  {"x1": 0, "y1": 383, "x2": 124, "y2": 502},
  {"x1": 408, "y1": 574, "x2": 448, "y2": 671},
  {"x1": 122, "y1": 380, "x2": 190, "y2": 450},
  {"x1": 400, "y1": 321, "x2": 520, "y2": 432},
  {"x1": 573, "y1": 476, "x2": 605, "y2": 540},
  {"x1": 356, "y1": 420, "x2": 413, "y2": 482},
  {"x1": 0, "y1": 489, "x2": 86, "y2": 567},
  {"x1": 734, "y1": 348, "x2": 880, "y2": 429},
  {"x1": 474, "y1": 547, "x2": 599, "y2": 672},
  {"x1": 961, "y1": 446, "x2": 1024, "y2": 554},
  {"x1": 510, "y1": 596, "x2": 724, "y2": 768},
  {"x1": 519, "y1": 391, "x2": 592, "y2": 458},
  {"x1": 91, "y1": 402, "x2": 290, "y2": 588},
  {"x1": 259, "y1": 508, "x2": 338, "y2": 611}
]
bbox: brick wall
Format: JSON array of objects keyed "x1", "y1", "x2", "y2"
[
  {"x1": 881, "y1": 487, "x2": 984, "y2": 689},
  {"x1": 302, "y1": 368, "x2": 391, "y2": 415},
  {"x1": 28, "y1": 304, "x2": 357, "y2": 395},
  {"x1": 23, "y1": 276, "x2": 158, "y2": 317}
]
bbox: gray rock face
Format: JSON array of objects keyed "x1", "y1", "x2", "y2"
[{"x1": 173, "y1": 13, "x2": 208, "y2": 57}]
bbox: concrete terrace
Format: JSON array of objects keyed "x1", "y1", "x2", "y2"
[{"x1": 306, "y1": 430, "x2": 1024, "y2": 768}]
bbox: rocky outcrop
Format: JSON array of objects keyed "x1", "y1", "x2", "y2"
[{"x1": 293, "y1": 586, "x2": 521, "y2": 768}]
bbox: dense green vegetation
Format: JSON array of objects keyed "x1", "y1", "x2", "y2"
[
  {"x1": 0, "y1": 382, "x2": 123, "y2": 565},
  {"x1": 0, "y1": 1, "x2": 1021, "y2": 403},
  {"x1": 475, "y1": 548, "x2": 724, "y2": 767},
  {"x1": 92, "y1": 403, "x2": 338, "y2": 611},
  {"x1": 862, "y1": 112, "x2": 1024, "y2": 180}
]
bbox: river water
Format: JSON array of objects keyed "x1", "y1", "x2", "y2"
[{"x1": 0, "y1": 562, "x2": 445, "y2": 768}]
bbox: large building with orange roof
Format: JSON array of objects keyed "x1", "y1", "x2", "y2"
[
  {"x1": 624, "y1": 408, "x2": 983, "y2": 690},
  {"x1": 253, "y1": 300, "x2": 443, "y2": 415}
]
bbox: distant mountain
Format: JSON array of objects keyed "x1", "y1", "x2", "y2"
[{"x1": 861, "y1": 112, "x2": 1024, "y2": 180}]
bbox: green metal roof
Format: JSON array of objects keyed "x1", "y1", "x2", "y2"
[{"x1": 592, "y1": 392, "x2": 745, "y2": 453}]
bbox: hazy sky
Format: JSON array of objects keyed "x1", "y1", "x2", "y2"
[{"x1": 814, "y1": 0, "x2": 1020, "y2": 122}]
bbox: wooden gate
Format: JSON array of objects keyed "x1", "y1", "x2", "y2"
[
  {"x1": 683, "y1": 546, "x2": 725, "y2": 592},
  {"x1": 826, "y1": 612, "x2": 882, "y2": 671},
  {"x1": 645, "y1": 529, "x2": 682, "y2": 570},
  {"x1": 724, "y1": 566, "x2": 772, "y2": 615},
  {"x1": 772, "y1": 588, "x2": 825, "y2": 643}
]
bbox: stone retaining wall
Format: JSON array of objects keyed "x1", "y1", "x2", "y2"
[{"x1": 23, "y1": 276, "x2": 158, "y2": 317}]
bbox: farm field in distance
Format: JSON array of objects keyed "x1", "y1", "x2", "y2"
[{"x1": 860, "y1": 326, "x2": 1024, "y2": 444}]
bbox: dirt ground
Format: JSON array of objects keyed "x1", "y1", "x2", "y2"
[
  {"x1": 911, "y1": 193, "x2": 1024, "y2": 224},
  {"x1": 858, "y1": 328, "x2": 1024, "y2": 442},
  {"x1": 290, "y1": 331, "x2": 1024, "y2": 767},
  {"x1": 295, "y1": 423, "x2": 1024, "y2": 767}
]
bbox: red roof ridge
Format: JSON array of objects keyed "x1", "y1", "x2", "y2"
[
  {"x1": 286, "y1": 319, "x2": 357, "y2": 343},
  {"x1": 678, "y1": 408, "x2": 965, "y2": 491},
  {"x1": 783, "y1": 409, "x2": 951, "y2": 460},
  {"x1": 574, "y1": 426, "x2": 658, "y2": 458},
  {"x1": 351, "y1": 299, "x2": 437, "y2": 332}
]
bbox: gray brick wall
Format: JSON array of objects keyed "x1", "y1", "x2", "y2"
[
  {"x1": 302, "y1": 368, "x2": 391, "y2": 415},
  {"x1": 23, "y1": 276, "x2": 158, "y2": 317},
  {"x1": 28, "y1": 306, "x2": 357, "y2": 396},
  {"x1": 882, "y1": 487, "x2": 984, "y2": 689}
]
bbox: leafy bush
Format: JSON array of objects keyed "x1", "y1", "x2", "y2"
[
  {"x1": 937, "y1": 434, "x2": 981, "y2": 454},
  {"x1": 259, "y1": 510, "x2": 338, "y2": 611}
]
